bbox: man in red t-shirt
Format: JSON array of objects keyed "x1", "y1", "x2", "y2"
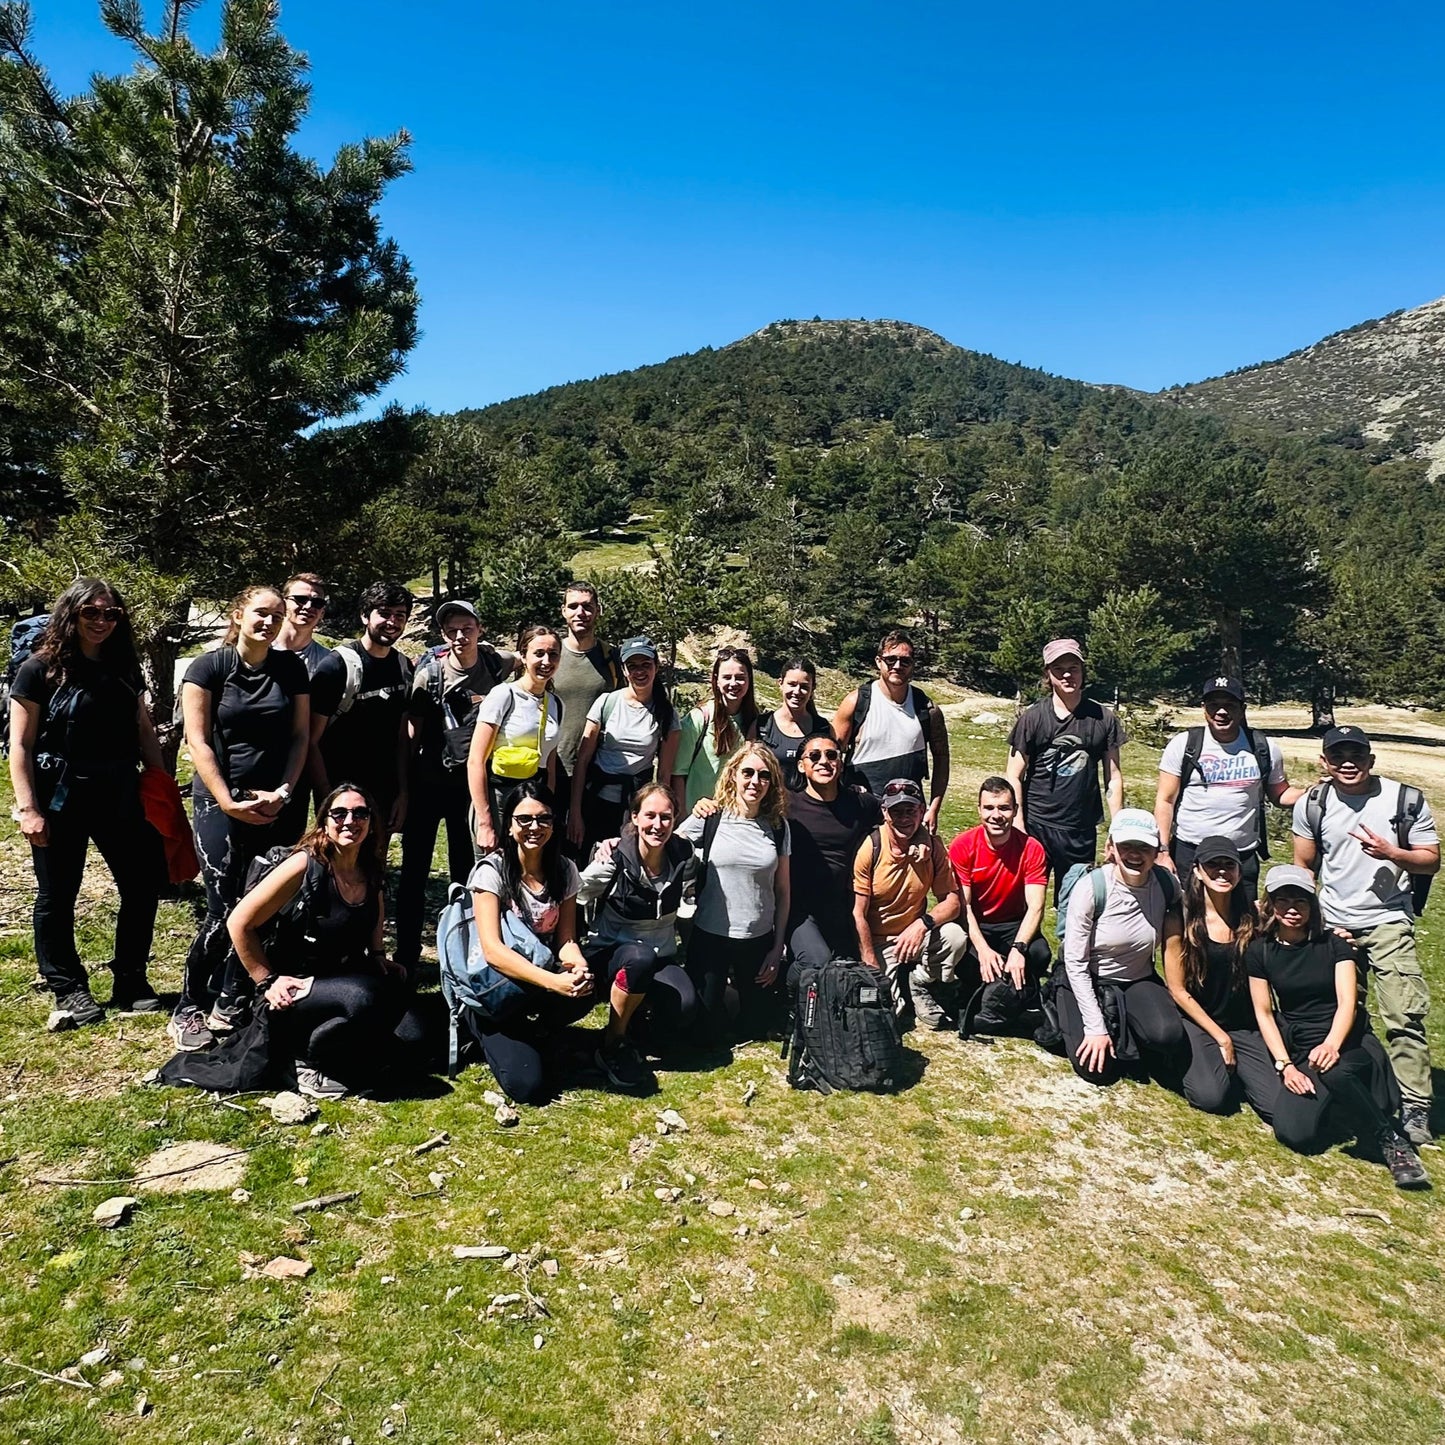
[{"x1": 948, "y1": 776, "x2": 1052, "y2": 1033}]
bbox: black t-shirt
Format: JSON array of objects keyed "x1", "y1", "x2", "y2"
[
  {"x1": 1245, "y1": 934, "x2": 1365, "y2": 1056},
  {"x1": 757, "y1": 709, "x2": 832, "y2": 787},
  {"x1": 408, "y1": 647, "x2": 509, "y2": 778},
  {"x1": 12, "y1": 654, "x2": 141, "y2": 774},
  {"x1": 788, "y1": 786, "x2": 883, "y2": 913},
  {"x1": 1008, "y1": 697, "x2": 1126, "y2": 838},
  {"x1": 1193, "y1": 936, "x2": 1254, "y2": 1032},
  {"x1": 311, "y1": 645, "x2": 411, "y2": 799},
  {"x1": 183, "y1": 647, "x2": 309, "y2": 792}
]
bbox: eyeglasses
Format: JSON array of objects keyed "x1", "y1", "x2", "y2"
[
  {"x1": 879, "y1": 654, "x2": 914, "y2": 669},
  {"x1": 738, "y1": 767, "x2": 770, "y2": 782},
  {"x1": 804, "y1": 747, "x2": 841, "y2": 762},
  {"x1": 287, "y1": 594, "x2": 326, "y2": 611},
  {"x1": 514, "y1": 814, "x2": 554, "y2": 829},
  {"x1": 79, "y1": 605, "x2": 125, "y2": 623},
  {"x1": 327, "y1": 806, "x2": 371, "y2": 823}
]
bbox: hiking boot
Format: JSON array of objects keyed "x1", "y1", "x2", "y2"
[
  {"x1": 52, "y1": 986, "x2": 105, "y2": 1028},
  {"x1": 109, "y1": 968, "x2": 162, "y2": 1014},
  {"x1": 1379, "y1": 1129, "x2": 1431, "y2": 1190},
  {"x1": 295, "y1": 1062, "x2": 348, "y2": 1101},
  {"x1": 205, "y1": 995, "x2": 249, "y2": 1033},
  {"x1": 167, "y1": 1006, "x2": 214, "y2": 1053},
  {"x1": 1401, "y1": 1101, "x2": 1434, "y2": 1148},
  {"x1": 594, "y1": 1037, "x2": 652, "y2": 1092}
]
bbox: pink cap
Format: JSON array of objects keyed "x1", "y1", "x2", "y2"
[{"x1": 1042, "y1": 638, "x2": 1084, "y2": 667}]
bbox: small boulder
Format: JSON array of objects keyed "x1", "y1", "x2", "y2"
[
  {"x1": 93, "y1": 1196, "x2": 138, "y2": 1229},
  {"x1": 258, "y1": 1256, "x2": 314, "y2": 1281},
  {"x1": 707, "y1": 1200, "x2": 737, "y2": 1218},
  {"x1": 657, "y1": 1109, "x2": 688, "y2": 1134},
  {"x1": 268, "y1": 1092, "x2": 318, "y2": 1126}
]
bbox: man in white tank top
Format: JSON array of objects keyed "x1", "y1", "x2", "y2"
[{"x1": 834, "y1": 629, "x2": 950, "y2": 831}]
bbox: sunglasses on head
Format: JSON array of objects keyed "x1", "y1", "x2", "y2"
[
  {"x1": 79, "y1": 604, "x2": 125, "y2": 623},
  {"x1": 328, "y1": 805, "x2": 371, "y2": 823}
]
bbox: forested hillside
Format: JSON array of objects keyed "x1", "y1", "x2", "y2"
[{"x1": 412, "y1": 318, "x2": 1445, "y2": 704}]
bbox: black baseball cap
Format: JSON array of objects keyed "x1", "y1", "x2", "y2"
[
  {"x1": 1202, "y1": 676, "x2": 1245, "y2": 704},
  {"x1": 1322, "y1": 725, "x2": 1371, "y2": 752},
  {"x1": 1195, "y1": 835, "x2": 1242, "y2": 866}
]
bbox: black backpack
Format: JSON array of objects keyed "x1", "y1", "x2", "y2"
[
  {"x1": 784, "y1": 961, "x2": 907, "y2": 1093},
  {"x1": 421, "y1": 644, "x2": 508, "y2": 770},
  {"x1": 242, "y1": 846, "x2": 329, "y2": 957},
  {"x1": 0, "y1": 613, "x2": 51, "y2": 757},
  {"x1": 1173, "y1": 724, "x2": 1276, "y2": 856},
  {"x1": 1301, "y1": 780, "x2": 1433, "y2": 915}
]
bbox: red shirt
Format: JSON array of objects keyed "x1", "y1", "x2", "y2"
[{"x1": 947, "y1": 825, "x2": 1047, "y2": 925}]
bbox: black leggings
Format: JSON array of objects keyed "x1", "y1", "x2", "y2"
[
  {"x1": 476, "y1": 990, "x2": 596, "y2": 1104},
  {"x1": 182, "y1": 784, "x2": 293, "y2": 1011},
  {"x1": 687, "y1": 929, "x2": 776, "y2": 1041},
  {"x1": 1180, "y1": 1018, "x2": 1280, "y2": 1119},
  {"x1": 588, "y1": 942, "x2": 699, "y2": 1040},
  {"x1": 268, "y1": 972, "x2": 410, "y2": 1086},
  {"x1": 29, "y1": 776, "x2": 162, "y2": 996},
  {"x1": 1057, "y1": 973, "x2": 1185, "y2": 1085},
  {"x1": 784, "y1": 909, "x2": 860, "y2": 983},
  {"x1": 1272, "y1": 1033, "x2": 1401, "y2": 1152},
  {"x1": 396, "y1": 774, "x2": 473, "y2": 969}
]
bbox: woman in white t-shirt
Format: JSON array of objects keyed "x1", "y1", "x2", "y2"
[
  {"x1": 467, "y1": 781, "x2": 592, "y2": 1102},
  {"x1": 468, "y1": 625, "x2": 564, "y2": 854},
  {"x1": 569, "y1": 635, "x2": 681, "y2": 860}
]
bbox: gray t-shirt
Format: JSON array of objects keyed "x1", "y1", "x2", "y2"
[
  {"x1": 1292, "y1": 777, "x2": 1439, "y2": 929},
  {"x1": 552, "y1": 641, "x2": 617, "y2": 775},
  {"x1": 586, "y1": 690, "x2": 680, "y2": 777},
  {"x1": 468, "y1": 855, "x2": 579, "y2": 947},
  {"x1": 274, "y1": 638, "x2": 332, "y2": 679},
  {"x1": 1160, "y1": 728, "x2": 1285, "y2": 849},
  {"x1": 1063, "y1": 867, "x2": 1171, "y2": 1037},
  {"x1": 679, "y1": 812, "x2": 791, "y2": 940}
]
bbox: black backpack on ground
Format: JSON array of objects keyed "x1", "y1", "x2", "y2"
[{"x1": 784, "y1": 961, "x2": 906, "y2": 1094}]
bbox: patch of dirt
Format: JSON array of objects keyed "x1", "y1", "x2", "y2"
[{"x1": 134, "y1": 1140, "x2": 247, "y2": 1193}]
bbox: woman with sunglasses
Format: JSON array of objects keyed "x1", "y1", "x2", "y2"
[
  {"x1": 671, "y1": 646, "x2": 759, "y2": 815},
  {"x1": 568, "y1": 636, "x2": 680, "y2": 861},
  {"x1": 468, "y1": 782, "x2": 593, "y2": 1102},
  {"x1": 1246, "y1": 866, "x2": 1428, "y2": 1188},
  {"x1": 469, "y1": 624, "x2": 564, "y2": 856},
  {"x1": 577, "y1": 783, "x2": 702, "y2": 1090},
  {"x1": 1163, "y1": 836, "x2": 1279, "y2": 1119},
  {"x1": 680, "y1": 745, "x2": 791, "y2": 1043},
  {"x1": 8, "y1": 578, "x2": 166, "y2": 1026},
  {"x1": 173, "y1": 584, "x2": 311, "y2": 1053},
  {"x1": 228, "y1": 784, "x2": 403, "y2": 1099},
  {"x1": 756, "y1": 658, "x2": 832, "y2": 789}
]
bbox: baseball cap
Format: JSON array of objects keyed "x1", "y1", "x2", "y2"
[
  {"x1": 436, "y1": 599, "x2": 478, "y2": 628},
  {"x1": 1194, "y1": 835, "x2": 1242, "y2": 866},
  {"x1": 1322, "y1": 724, "x2": 1371, "y2": 752},
  {"x1": 880, "y1": 778, "x2": 926, "y2": 811},
  {"x1": 1042, "y1": 638, "x2": 1084, "y2": 668},
  {"x1": 1108, "y1": 807, "x2": 1161, "y2": 848},
  {"x1": 1202, "y1": 676, "x2": 1245, "y2": 704},
  {"x1": 619, "y1": 635, "x2": 659, "y2": 664},
  {"x1": 1264, "y1": 864, "x2": 1316, "y2": 897}
]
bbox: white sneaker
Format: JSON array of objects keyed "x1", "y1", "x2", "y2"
[{"x1": 294, "y1": 1061, "x2": 347, "y2": 1100}]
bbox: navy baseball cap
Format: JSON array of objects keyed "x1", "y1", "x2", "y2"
[
  {"x1": 1202, "y1": 676, "x2": 1245, "y2": 703},
  {"x1": 1322, "y1": 725, "x2": 1371, "y2": 751}
]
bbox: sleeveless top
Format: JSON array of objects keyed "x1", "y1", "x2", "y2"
[{"x1": 849, "y1": 682, "x2": 927, "y2": 795}]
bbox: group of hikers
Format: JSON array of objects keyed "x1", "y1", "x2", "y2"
[{"x1": 6, "y1": 576, "x2": 1438, "y2": 1189}]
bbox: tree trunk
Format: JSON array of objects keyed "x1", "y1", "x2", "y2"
[
  {"x1": 144, "y1": 617, "x2": 185, "y2": 775},
  {"x1": 431, "y1": 556, "x2": 442, "y2": 605},
  {"x1": 1217, "y1": 608, "x2": 1242, "y2": 679},
  {"x1": 1312, "y1": 673, "x2": 1336, "y2": 732}
]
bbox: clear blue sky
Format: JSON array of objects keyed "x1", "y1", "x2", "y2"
[{"x1": 33, "y1": 1, "x2": 1445, "y2": 413}]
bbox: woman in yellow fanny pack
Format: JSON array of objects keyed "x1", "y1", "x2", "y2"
[{"x1": 468, "y1": 624, "x2": 564, "y2": 855}]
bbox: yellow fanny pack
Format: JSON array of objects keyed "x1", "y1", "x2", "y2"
[{"x1": 490, "y1": 691, "x2": 549, "y2": 779}]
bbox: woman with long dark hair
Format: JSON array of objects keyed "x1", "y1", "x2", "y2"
[
  {"x1": 8, "y1": 578, "x2": 165, "y2": 1025},
  {"x1": 1163, "y1": 835, "x2": 1277, "y2": 1118},
  {"x1": 173, "y1": 585, "x2": 311, "y2": 1053},
  {"x1": 568, "y1": 635, "x2": 680, "y2": 860},
  {"x1": 468, "y1": 781, "x2": 594, "y2": 1102},
  {"x1": 228, "y1": 782, "x2": 403, "y2": 1099},
  {"x1": 671, "y1": 646, "x2": 759, "y2": 813},
  {"x1": 756, "y1": 657, "x2": 831, "y2": 788},
  {"x1": 1246, "y1": 866, "x2": 1428, "y2": 1189}
]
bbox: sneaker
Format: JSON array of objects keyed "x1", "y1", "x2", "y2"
[
  {"x1": 1401, "y1": 1101, "x2": 1434, "y2": 1148},
  {"x1": 53, "y1": 986, "x2": 105, "y2": 1028},
  {"x1": 593, "y1": 1037, "x2": 652, "y2": 1092},
  {"x1": 205, "y1": 995, "x2": 249, "y2": 1033},
  {"x1": 109, "y1": 969, "x2": 162, "y2": 1014},
  {"x1": 167, "y1": 1007, "x2": 214, "y2": 1053},
  {"x1": 1379, "y1": 1129, "x2": 1431, "y2": 1190},
  {"x1": 295, "y1": 1062, "x2": 348, "y2": 1101}
]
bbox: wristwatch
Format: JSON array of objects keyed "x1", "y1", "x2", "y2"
[
  {"x1": 921, "y1": 911, "x2": 937, "y2": 932},
  {"x1": 275, "y1": 783, "x2": 293, "y2": 803},
  {"x1": 1009, "y1": 940, "x2": 1026, "y2": 954},
  {"x1": 1273, "y1": 1058, "x2": 1288, "y2": 1074}
]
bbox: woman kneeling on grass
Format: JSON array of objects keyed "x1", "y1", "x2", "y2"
[
  {"x1": 228, "y1": 783, "x2": 404, "y2": 1100},
  {"x1": 577, "y1": 782, "x2": 701, "y2": 1091},
  {"x1": 1164, "y1": 835, "x2": 1279, "y2": 1120},
  {"x1": 1246, "y1": 865, "x2": 1428, "y2": 1190},
  {"x1": 469, "y1": 782, "x2": 594, "y2": 1103}
]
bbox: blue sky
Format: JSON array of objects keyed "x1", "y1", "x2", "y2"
[{"x1": 32, "y1": 1, "x2": 1445, "y2": 413}]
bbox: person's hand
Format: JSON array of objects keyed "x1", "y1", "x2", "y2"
[
  {"x1": 757, "y1": 945, "x2": 784, "y2": 988},
  {"x1": 691, "y1": 797, "x2": 719, "y2": 819},
  {"x1": 1308, "y1": 1039, "x2": 1340, "y2": 1071},
  {"x1": 226, "y1": 795, "x2": 273, "y2": 826},
  {"x1": 475, "y1": 815, "x2": 498, "y2": 854},
  {"x1": 389, "y1": 791, "x2": 407, "y2": 834},
  {"x1": 1158, "y1": 852, "x2": 1179, "y2": 876},
  {"x1": 548, "y1": 968, "x2": 592, "y2": 999},
  {"x1": 977, "y1": 942, "x2": 1006, "y2": 983},
  {"x1": 1282, "y1": 1062, "x2": 1315, "y2": 1096},
  {"x1": 16, "y1": 803, "x2": 48, "y2": 847},
  {"x1": 1331, "y1": 926, "x2": 1354, "y2": 941},
  {"x1": 1004, "y1": 948, "x2": 1027, "y2": 991},
  {"x1": 379, "y1": 955, "x2": 407, "y2": 979},
  {"x1": 250, "y1": 789, "x2": 285, "y2": 819},
  {"x1": 924, "y1": 798, "x2": 942, "y2": 835},
  {"x1": 1216, "y1": 1034, "x2": 1236, "y2": 1069},
  {"x1": 593, "y1": 836, "x2": 617, "y2": 866},
  {"x1": 1351, "y1": 825, "x2": 1398, "y2": 864},
  {"x1": 1076, "y1": 1032, "x2": 1114, "y2": 1074},
  {"x1": 893, "y1": 918, "x2": 928, "y2": 966},
  {"x1": 265, "y1": 975, "x2": 307, "y2": 1010},
  {"x1": 567, "y1": 810, "x2": 585, "y2": 848}
]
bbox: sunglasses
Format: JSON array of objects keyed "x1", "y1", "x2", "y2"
[
  {"x1": 514, "y1": 813, "x2": 554, "y2": 829},
  {"x1": 79, "y1": 604, "x2": 125, "y2": 623},
  {"x1": 328, "y1": 805, "x2": 371, "y2": 823},
  {"x1": 879, "y1": 655, "x2": 914, "y2": 669},
  {"x1": 288, "y1": 594, "x2": 326, "y2": 610},
  {"x1": 738, "y1": 767, "x2": 770, "y2": 782},
  {"x1": 1326, "y1": 748, "x2": 1369, "y2": 764},
  {"x1": 804, "y1": 747, "x2": 841, "y2": 762}
]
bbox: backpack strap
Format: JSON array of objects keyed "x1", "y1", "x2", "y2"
[
  {"x1": 686, "y1": 705, "x2": 711, "y2": 771},
  {"x1": 844, "y1": 683, "x2": 873, "y2": 765},
  {"x1": 693, "y1": 809, "x2": 725, "y2": 906},
  {"x1": 1395, "y1": 783, "x2": 1425, "y2": 850},
  {"x1": 335, "y1": 640, "x2": 365, "y2": 717},
  {"x1": 910, "y1": 686, "x2": 934, "y2": 781},
  {"x1": 1243, "y1": 724, "x2": 1274, "y2": 856},
  {"x1": 1152, "y1": 863, "x2": 1179, "y2": 911},
  {"x1": 1303, "y1": 781, "x2": 1333, "y2": 870}
]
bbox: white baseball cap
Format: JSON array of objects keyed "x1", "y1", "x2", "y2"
[{"x1": 1108, "y1": 808, "x2": 1161, "y2": 848}]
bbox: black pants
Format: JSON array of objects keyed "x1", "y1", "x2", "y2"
[
  {"x1": 965, "y1": 923, "x2": 1052, "y2": 1027},
  {"x1": 1026, "y1": 821, "x2": 1096, "y2": 902},
  {"x1": 1179, "y1": 1017, "x2": 1279, "y2": 1119},
  {"x1": 1172, "y1": 838, "x2": 1261, "y2": 896},
  {"x1": 29, "y1": 776, "x2": 162, "y2": 997},
  {"x1": 476, "y1": 990, "x2": 596, "y2": 1104},
  {"x1": 784, "y1": 907, "x2": 860, "y2": 984},
  {"x1": 687, "y1": 929, "x2": 777, "y2": 1041},
  {"x1": 269, "y1": 972, "x2": 402, "y2": 1087},
  {"x1": 578, "y1": 777, "x2": 641, "y2": 867},
  {"x1": 396, "y1": 772, "x2": 473, "y2": 969},
  {"x1": 182, "y1": 784, "x2": 293, "y2": 1012},
  {"x1": 588, "y1": 942, "x2": 699, "y2": 1040},
  {"x1": 1272, "y1": 1033, "x2": 1401, "y2": 1152},
  {"x1": 1057, "y1": 973, "x2": 1185, "y2": 1085}
]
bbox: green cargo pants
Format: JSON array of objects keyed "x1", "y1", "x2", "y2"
[{"x1": 1348, "y1": 919, "x2": 1432, "y2": 1107}]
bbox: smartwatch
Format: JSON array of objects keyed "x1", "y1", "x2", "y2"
[{"x1": 920, "y1": 912, "x2": 937, "y2": 932}]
